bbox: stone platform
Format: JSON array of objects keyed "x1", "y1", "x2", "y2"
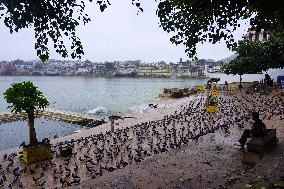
[{"x1": 243, "y1": 129, "x2": 278, "y2": 164}]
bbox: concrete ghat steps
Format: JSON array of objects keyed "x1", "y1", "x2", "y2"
[{"x1": 0, "y1": 110, "x2": 93, "y2": 126}]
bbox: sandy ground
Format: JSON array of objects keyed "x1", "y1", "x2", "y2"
[{"x1": 0, "y1": 88, "x2": 283, "y2": 189}]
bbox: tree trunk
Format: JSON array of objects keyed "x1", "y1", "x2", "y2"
[
  {"x1": 239, "y1": 74, "x2": 243, "y2": 89},
  {"x1": 110, "y1": 119, "x2": 114, "y2": 132},
  {"x1": 28, "y1": 112, "x2": 38, "y2": 145}
]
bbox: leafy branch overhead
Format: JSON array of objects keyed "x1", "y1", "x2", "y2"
[
  {"x1": 157, "y1": 0, "x2": 284, "y2": 59},
  {"x1": 0, "y1": 0, "x2": 113, "y2": 61},
  {"x1": 0, "y1": 0, "x2": 283, "y2": 61}
]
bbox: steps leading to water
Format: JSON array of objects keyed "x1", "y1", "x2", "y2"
[{"x1": 0, "y1": 110, "x2": 95, "y2": 126}]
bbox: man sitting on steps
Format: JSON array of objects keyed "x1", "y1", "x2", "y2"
[{"x1": 238, "y1": 112, "x2": 267, "y2": 149}]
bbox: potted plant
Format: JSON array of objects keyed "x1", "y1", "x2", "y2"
[{"x1": 4, "y1": 81, "x2": 51, "y2": 164}]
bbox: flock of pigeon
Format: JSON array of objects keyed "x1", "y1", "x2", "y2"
[{"x1": 0, "y1": 90, "x2": 283, "y2": 188}]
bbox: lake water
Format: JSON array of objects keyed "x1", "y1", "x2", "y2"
[
  {"x1": 0, "y1": 76, "x2": 207, "y2": 115},
  {"x1": 0, "y1": 118, "x2": 82, "y2": 151},
  {"x1": 0, "y1": 74, "x2": 267, "y2": 150}
]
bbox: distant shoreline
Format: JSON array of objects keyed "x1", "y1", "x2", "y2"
[{"x1": 0, "y1": 74, "x2": 208, "y2": 79}]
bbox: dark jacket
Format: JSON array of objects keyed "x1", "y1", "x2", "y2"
[{"x1": 251, "y1": 119, "x2": 266, "y2": 137}]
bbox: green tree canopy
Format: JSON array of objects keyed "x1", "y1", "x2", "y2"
[
  {"x1": 207, "y1": 78, "x2": 220, "y2": 86},
  {"x1": 196, "y1": 59, "x2": 207, "y2": 65},
  {"x1": 11, "y1": 59, "x2": 26, "y2": 65},
  {"x1": 222, "y1": 30, "x2": 284, "y2": 75},
  {"x1": 216, "y1": 61, "x2": 224, "y2": 66},
  {"x1": 104, "y1": 62, "x2": 115, "y2": 70},
  {"x1": 190, "y1": 65, "x2": 198, "y2": 73},
  {"x1": 4, "y1": 81, "x2": 49, "y2": 114},
  {"x1": 0, "y1": 0, "x2": 283, "y2": 60}
]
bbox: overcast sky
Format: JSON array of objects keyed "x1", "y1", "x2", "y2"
[{"x1": 0, "y1": 1, "x2": 250, "y2": 63}]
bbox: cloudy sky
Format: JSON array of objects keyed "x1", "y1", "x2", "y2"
[{"x1": 0, "y1": 1, "x2": 250, "y2": 63}]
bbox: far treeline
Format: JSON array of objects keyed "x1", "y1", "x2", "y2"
[{"x1": 0, "y1": 0, "x2": 283, "y2": 72}]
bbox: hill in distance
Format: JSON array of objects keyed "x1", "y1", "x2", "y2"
[{"x1": 219, "y1": 53, "x2": 238, "y2": 63}]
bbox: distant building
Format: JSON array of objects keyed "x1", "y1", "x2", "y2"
[
  {"x1": 1, "y1": 64, "x2": 16, "y2": 75},
  {"x1": 169, "y1": 62, "x2": 179, "y2": 71},
  {"x1": 176, "y1": 69, "x2": 198, "y2": 77},
  {"x1": 244, "y1": 27, "x2": 268, "y2": 42},
  {"x1": 115, "y1": 66, "x2": 136, "y2": 77},
  {"x1": 207, "y1": 65, "x2": 221, "y2": 73},
  {"x1": 14, "y1": 63, "x2": 34, "y2": 70},
  {"x1": 76, "y1": 66, "x2": 89, "y2": 74},
  {"x1": 197, "y1": 65, "x2": 205, "y2": 76},
  {"x1": 178, "y1": 58, "x2": 191, "y2": 67},
  {"x1": 93, "y1": 63, "x2": 105, "y2": 70},
  {"x1": 137, "y1": 66, "x2": 172, "y2": 77}
]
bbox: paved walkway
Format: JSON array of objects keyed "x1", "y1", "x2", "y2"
[{"x1": 72, "y1": 119, "x2": 284, "y2": 189}]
